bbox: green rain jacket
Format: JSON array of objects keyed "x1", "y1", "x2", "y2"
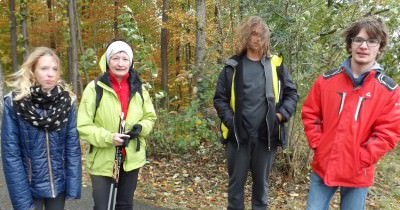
[{"x1": 77, "y1": 56, "x2": 157, "y2": 177}]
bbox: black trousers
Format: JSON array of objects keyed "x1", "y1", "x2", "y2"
[
  {"x1": 91, "y1": 167, "x2": 140, "y2": 210},
  {"x1": 34, "y1": 193, "x2": 65, "y2": 210},
  {"x1": 226, "y1": 139, "x2": 276, "y2": 210}
]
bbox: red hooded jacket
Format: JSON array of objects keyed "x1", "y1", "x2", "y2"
[{"x1": 302, "y1": 67, "x2": 400, "y2": 187}]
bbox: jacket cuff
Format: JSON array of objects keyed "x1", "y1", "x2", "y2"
[
  {"x1": 105, "y1": 133, "x2": 114, "y2": 145},
  {"x1": 225, "y1": 117, "x2": 234, "y2": 130},
  {"x1": 278, "y1": 108, "x2": 289, "y2": 122}
]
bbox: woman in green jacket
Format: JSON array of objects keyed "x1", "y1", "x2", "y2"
[{"x1": 77, "y1": 40, "x2": 156, "y2": 210}]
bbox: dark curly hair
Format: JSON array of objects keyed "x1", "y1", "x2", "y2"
[{"x1": 343, "y1": 16, "x2": 388, "y2": 57}]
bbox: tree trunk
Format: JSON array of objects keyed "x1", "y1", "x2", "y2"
[
  {"x1": 195, "y1": 0, "x2": 206, "y2": 104},
  {"x1": 214, "y1": 0, "x2": 224, "y2": 64},
  {"x1": 161, "y1": 0, "x2": 169, "y2": 106},
  {"x1": 9, "y1": 0, "x2": 18, "y2": 72},
  {"x1": 20, "y1": 0, "x2": 29, "y2": 60},
  {"x1": 46, "y1": 0, "x2": 56, "y2": 48},
  {"x1": 175, "y1": 45, "x2": 183, "y2": 110},
  {"x1": 327, "y1": 0, "x2": 333, "y2": 7},
  {"x1": 195, "y1": 0, "x2": 206, "y2": 67},
  {"x1": 239, "y1": 0, "x2": 248, "y2": 19},
  {"x1": 76, "y1": 0, "x2": 89, "y2": 91},
  {"x1": 114, "y1": 0, "x2": 119, "y2": 38},
  {"x1": 229, "y1": 1, "x2": 236, "y2": 55},
  {"x1": 76, "y1": 1, "x2": 84, "y2": 54},
  {"x1": 68, "y1": 0, "x2": 79, "y2": 94}
]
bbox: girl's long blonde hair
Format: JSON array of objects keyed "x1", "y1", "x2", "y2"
[
  {"x1": 7, "y1": 47, "x2": 73, "y2": 100},
  {"x1": 235, "y1": 16, "x2": 271, "y2": 57}
]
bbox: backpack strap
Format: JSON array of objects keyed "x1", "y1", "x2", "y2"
[{"x1": 93, "y1": 78, "x2": 103, "y2": 119}]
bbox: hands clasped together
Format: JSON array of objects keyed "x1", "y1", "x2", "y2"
[{"x1": 112, "y1": 124, "x2": 142, "y2": 147}]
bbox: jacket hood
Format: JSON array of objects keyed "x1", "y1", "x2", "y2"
[
  {"x1": 340, "y1": 57, "x2": 383, "y2": 73},
  {"x1": 99, "y1": 53, "x2": 107, "y2": 73},
  {"x1": 340, "y1": 57, "x2": 383, "y2": 86}
]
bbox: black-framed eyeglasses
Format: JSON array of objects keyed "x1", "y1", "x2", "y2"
[{"x1": 351, "y1": 37, "x2": 380, "y2": 47}]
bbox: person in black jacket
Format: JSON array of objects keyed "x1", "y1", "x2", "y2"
[{"x1": 213, "y1": 16, "x2": 298, "y2": 210}]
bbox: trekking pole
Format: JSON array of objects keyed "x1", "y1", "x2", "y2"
[{"x1": 107, "y1": 112, "x2": 125, "y2": 210}]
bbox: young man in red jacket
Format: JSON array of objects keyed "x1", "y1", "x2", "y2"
[{"x1": 302, "y1": 16, "x2": 400, "y2": 210}]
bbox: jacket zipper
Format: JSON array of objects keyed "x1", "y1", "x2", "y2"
[
  {"x1": 45, "y1": 129, "x2": 56, "y2": 197},
  {"x1": 355, "y1": 96, "x2": 365, "y2": 121},
  {"x1": 338, "y1": 92, "x2": 346, "y2": 114},
  {"x1": 233, "y1": 113, "x2": 240, "y2": 151},
  {"x1": 266, "y1": 106, "x2": 271, "y2": 151},
  {"x1": 231, "y1": 69, "x2": 240, "y2": 151},
  {"x1": 261, "y1": 58, "x2": 272, "y2": 150},
  {"x1": 28, "y1": 158, "x2": 32, "y2": 184}
]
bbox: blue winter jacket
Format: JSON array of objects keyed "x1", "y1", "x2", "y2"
[{"x1": 1, "y1": 94, "x2": 81, "y2": 210}]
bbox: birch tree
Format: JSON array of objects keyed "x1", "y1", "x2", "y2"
[{"x1": 194, "y1": 0, "x2": 206, "y2": 104}]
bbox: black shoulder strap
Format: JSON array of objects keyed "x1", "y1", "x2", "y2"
[{"x1": 94, "y1": 78, "x2": 103, "y2": 118}]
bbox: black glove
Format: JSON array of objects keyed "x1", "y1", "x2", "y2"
[
  {"x1": 122, "y1": 124, "x2": 142, "y2": 147},
  {"x1": 127, "y1": 124, "x2": 142, "y2": 139}
]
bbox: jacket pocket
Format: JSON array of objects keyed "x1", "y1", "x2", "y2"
[
  {"x1": 357, "y1": 147, "x2": 369, "y2": 177},
  {"x1": 220, "y1": 122, "x2": 229, "y2": 144},
  {"x1": 278, "y1": 123, "x2": 288, "y2": 148},
  {"x1": 86, "y1": 147, "x2": 98, "y2": 170}
]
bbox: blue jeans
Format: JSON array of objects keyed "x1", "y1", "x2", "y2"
[{"x1": 306, "y1": 171, "x2": 368, "y2": 210}]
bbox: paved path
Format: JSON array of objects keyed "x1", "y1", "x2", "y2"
[{"x1": 0, "y1": 153, "x2": 169, "y2": 210}]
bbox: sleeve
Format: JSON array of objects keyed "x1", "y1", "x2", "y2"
[
  {"x1": 301, "y1": 77, "x2": 323, "y2": 149},
  {"x1": 77, "y1": 81, "x2": 114, "y2": 147},
  {"x1": 137, "y1": 87, "x2": 157, "y2": 137},
  {"x1": 277, "y1": 65, "x2": 299, "y2": 122},
  {"x1": 213, "y1": 67, "x2": 234, "y2": 129},
  {"x1": 1, "y1": 96, "x2": 35, "y2": 210},
  {"x1": 65, "y1": 101, "x2": 82, "y2": 199},
  {"x1": 359, "y1": 88, "x2": 400, "y2": 167}
]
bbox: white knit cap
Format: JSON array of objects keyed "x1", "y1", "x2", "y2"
[{"x1": 105, "y1": 41, "x2": 134, "y2": 66}]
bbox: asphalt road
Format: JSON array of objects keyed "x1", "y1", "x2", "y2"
[{"x1": 0, "y1": 154, "x2": 168, "y2": 210}]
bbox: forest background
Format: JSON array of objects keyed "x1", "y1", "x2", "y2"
[{"x1": 0, "y1": 0, "x2": 399, "y2": 209}]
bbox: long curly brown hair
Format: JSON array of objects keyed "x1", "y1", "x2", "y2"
[{"x1": 235, "y1": 16, "x2": 271, "y2": 57}]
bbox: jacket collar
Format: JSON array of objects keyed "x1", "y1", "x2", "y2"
[{"x1": 341, "y1": 57, "x2": 383, "y2": 87}]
